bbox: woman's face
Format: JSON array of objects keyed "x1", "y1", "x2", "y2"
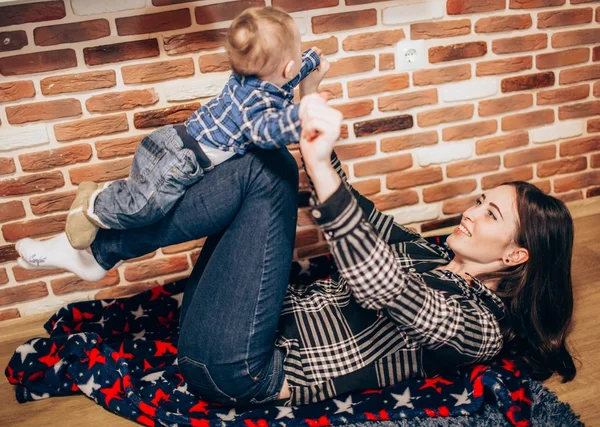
[{"x1": 446, "y1": 185, "x2": 521, "y2": 265}]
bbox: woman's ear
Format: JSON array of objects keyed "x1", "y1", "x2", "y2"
[
  {"x1": 503, "y1": 247, "x2": 529, "y2": 267},
  {"x1": 283, "y1": 60, "x2": 296, "y2": 79}
]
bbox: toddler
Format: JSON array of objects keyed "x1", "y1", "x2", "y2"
[{"x1": 65, "y1": 6, "x2": 330, "y2": 249}]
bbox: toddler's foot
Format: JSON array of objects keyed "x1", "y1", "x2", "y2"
[
  {"x1": 16, "y1": 233, "x2": 107, "y2": 282},
  {"x1": 66, "y1": 181, "x2": 100, "y2": 249}
]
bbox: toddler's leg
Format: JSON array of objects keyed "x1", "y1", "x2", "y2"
[
  {"x1": 91, "y1": 126, "x2": 206, "y2": 231},
  {"x1": 16, "y1": 233, "x2": 107, "y2": 282},
  {"x1": 65, "y1": 182, "x2": 102, "y2": 249}
]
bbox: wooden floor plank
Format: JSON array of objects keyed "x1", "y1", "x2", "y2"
[{"x1": 1, "y1": 213, "x2": 599, "y2": 426}]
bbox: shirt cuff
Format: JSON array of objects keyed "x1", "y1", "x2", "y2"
[{"x1": 310, "y1": 183, "x2": 363, "y2": 238}]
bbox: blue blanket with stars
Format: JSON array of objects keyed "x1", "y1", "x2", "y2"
[{"x1": 5, "y1": 254, "x2": 533, "y2": 427}]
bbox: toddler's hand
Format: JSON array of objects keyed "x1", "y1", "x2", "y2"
[{"x1": 300, "y1": 47, "x2": 331, "y2": 97}]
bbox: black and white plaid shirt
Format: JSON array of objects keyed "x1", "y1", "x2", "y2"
[{"x1": 276, "y1": 154, "x2": 506, "y2": 405}]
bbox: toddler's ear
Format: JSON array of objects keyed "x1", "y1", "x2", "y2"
[{"x1": 283, "y1": 60, "x2": 296, "y2": 79}]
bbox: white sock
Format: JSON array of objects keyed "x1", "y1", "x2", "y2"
[{"x1": 16, "y1": 233, "x2": 107, "y2": 282}]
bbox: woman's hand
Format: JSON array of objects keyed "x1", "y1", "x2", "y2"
[{"x1": 299, "y1": 97, "x2": 343, "y2": 202}]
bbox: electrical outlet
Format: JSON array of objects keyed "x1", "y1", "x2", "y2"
[{"x1": 395, "y1": 40, "x2": 426, "y2": 72}]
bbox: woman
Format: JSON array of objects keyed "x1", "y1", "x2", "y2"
[{"x1": 15, "y1": 100, "x2": 576, "y2": 406}]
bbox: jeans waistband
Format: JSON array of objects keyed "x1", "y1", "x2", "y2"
[{"x1": 174, "y1": 125, "x2": 213, "y2": 170}]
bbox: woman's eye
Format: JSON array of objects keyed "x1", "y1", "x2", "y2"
[
  {"x1": 487, "y1": 210, "x2": 497, "y2": 220},
  {"x1": 475, "y1": 198, "x2": 482, "y2": 206}
]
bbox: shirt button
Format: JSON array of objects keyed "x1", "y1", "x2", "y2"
[
  {"x1": 312, "y1": 210, "x2": 322, "y2": 219},
  {"x1": 327, "y1": 231, "x2": 334, "y2": 237},
  {"x1": 409, "y1": 268, "x2": 416, "y2": 273}
]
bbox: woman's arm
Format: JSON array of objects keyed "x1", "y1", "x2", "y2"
[
  {"x1": 327, "y1": 153, "x2": 426, "y2": 245},
  {"x1": 300, "y1": 103, "x2": 502, "y2": 360}
]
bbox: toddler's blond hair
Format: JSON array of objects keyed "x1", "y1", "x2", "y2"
[{"x1": 225, "y1": 7, "x2": 297, "y2": 78}]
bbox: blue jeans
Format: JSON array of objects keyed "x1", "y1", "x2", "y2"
[
  {"x1": 94, "y1": 125, "x2": 214, "y2": 229},
  {"x1": 90, "y1": 149, "x2": 298, "y2": 405}
]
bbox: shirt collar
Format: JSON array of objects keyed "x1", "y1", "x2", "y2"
[
  {"x1": 233, "y1": 73, "x2": 294, "y2": 99},
  {"x1": 436, "y1": 269, "x2": 507, "y2": 320}
]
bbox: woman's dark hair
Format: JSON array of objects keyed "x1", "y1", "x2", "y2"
[{"x1": 479, "y1": 181, "x2": 576, "y2": 382}]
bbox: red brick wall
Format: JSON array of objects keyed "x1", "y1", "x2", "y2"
[{"x1": 0, "y1": 0, "x2": 598, "y2": 320}]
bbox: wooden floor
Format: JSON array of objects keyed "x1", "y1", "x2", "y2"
[{"x1": 1, "y1": 209, "x2": 599, "y2": 426}]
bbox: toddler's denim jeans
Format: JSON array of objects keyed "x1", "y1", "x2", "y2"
[{"x1": 93, "y1": 125, "x2": 214, "y2": 230}]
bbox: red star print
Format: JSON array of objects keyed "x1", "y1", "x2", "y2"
[
  {"x1": 136, "y1": 415, "x2": 155, "y2": 427},
  {"x1": 143, "y1": 359, "x2": 153, "y2": 372},
  {"x1": 175, "y1": 372, "x2": 185, "y2": 386},
  {"x1": 419, "y1": 377, "x2": 454, "y2": 393},
  {"x1": 502, "y1": 359, "x2": 521, "y2": 377},
  {"x1": 154, "y1": 340, "x2": 177, "y2": 357},
  {"x1": 361, "y1": 389, "x2": 383, "y2": 394},
  {"x1": 150, "y1": 388, "x2": 171, "y2": 406},
  {"x1": 112, "y1": 322, "x2": 131, "y2": 335},
  {"x1": 72, "y1": 307, "x2": 94, "y2": 323},
  {"x1": 439, "y1": 406, "x2": 450, "y2": 416},
  {"x1": 122, "y1": 374, "x2": 133, "y2": 390},
  {"x1": 149, "y1": 286, "x2": 171, "y2": 301},
  {"x1": 305, "y1": 416, "x2": 331, "y2": 427},
  {"x1": 190, "y1": 419, "x2": 209, "y2": 427},
  {"x1": 27, "y1": 371, "x2": 45, "y2": 381},
  {"x1": 424, "y1": 407, "x2": 451, "y2": 418},
  {"x1": 365, "y1": 410, "x2": 390, "y2": 421},
  {"x1": 189, "y1": 400, "x2": 210, "y2": 415},
  {"x1": 111, "y1": 343, "x2": 134, "y2": 362},
  {"x1": 62, "y1": 323, "x2": 83, "y2": 334},
  {"x1": 39, "y1": 343, "x2": 62, "y2": 367},
  {"x1": 6, "y1": 366, "x2": 22, "y2": 385},
  {"x1": 158, "y1": 311, "x2": 176, "y2": 327},
  {"x1": 510, "y1": 388, "x2": 532, "y2": 405},
  {"x1": 139, "y1": 401, "x2": 157, "y2": 417},
  {"x1": 506, "y1": 405, "x2": 530, "y2": 427},
  {"x1": 100, "y1": 379, "x2": 124, "y2": 406},
  {"x1": 86, "y1": 348, "x2": 107, "y2": 369},
  {"x1": 473, "y1": 376, "x2": 484, "y2": 398},
  {"x1": 244, "y1": 420, "x2": 269, "y2": 427},
  {"x1": 469, "y1": 364, "x2": 489, "y2": 381}
]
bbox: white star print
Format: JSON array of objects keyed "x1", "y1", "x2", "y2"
[
  {"x1": 175, "y1": 383, "x2": 192, "y2": 395},
  {"x1": 53, "y1": 359, "x2": 65, "y2": 374},
  {"x1": 16, "y1": 339, "x2": 40, "y2": 363},
  {"x1": 132, "y1": 330, "x2": 146, "y2": 341},
  {"x1": 101, "y1": 300, "x2": 115, "y2": 308},
  {"x1": 93, "y1": 316, "x2": 106, "y2": 328},
  {"x1": 30, "y1": 392, "x2": 49, "y2": 400},
  {"x1": 216, "y1": 409, "x2": 237, "y2": 421},
  {"x1": 170, "y1": 293, "x2": 184, "y2": 308},
  {"x1": 333, "y1": 396, "x2": 354, "y2": 414},
  {"x1": 79, "y1": 376, "x2": 101, "y2": 396},
  {"x1": 141, "y1": 370, "x2": 165, "y2": 383},
  {"x1": 392, "y1": 387, "x2": 414, "y2": 409},
  {"x1": 297, "y1": 259, "x2": 311, "y2": 276},
  {"x1": 131, "y1": 305, "x2": 148, "y2": 320},
  {"x1": 450, "y1": 389, "x2": 472, "y2": 406},
  {"x1": 275, "y1": 406, "x2": 294, "y2": 420}
]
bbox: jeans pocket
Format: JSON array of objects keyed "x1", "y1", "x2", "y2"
[
  {"x1": 177, "y1": 356, "x2": 236, "y2": 403},
  {"x1": 170, "y1": 149, "x2": 204, "y2": 186},
  {"x1": 130, "y1": 135, "x2": 168, "y2": 183}
]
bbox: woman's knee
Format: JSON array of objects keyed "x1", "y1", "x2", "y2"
[{"x1": 255, "y1": 149, "x2": 299, "y2": 193}]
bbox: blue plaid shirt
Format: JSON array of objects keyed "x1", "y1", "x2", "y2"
[{"x1": 185, "y1": 49, "x2": 321, "y2": 155}]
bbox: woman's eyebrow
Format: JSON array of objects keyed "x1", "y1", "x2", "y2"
[{"x1": 489, "y1": 202, "x2": 504, "y2": 220}]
